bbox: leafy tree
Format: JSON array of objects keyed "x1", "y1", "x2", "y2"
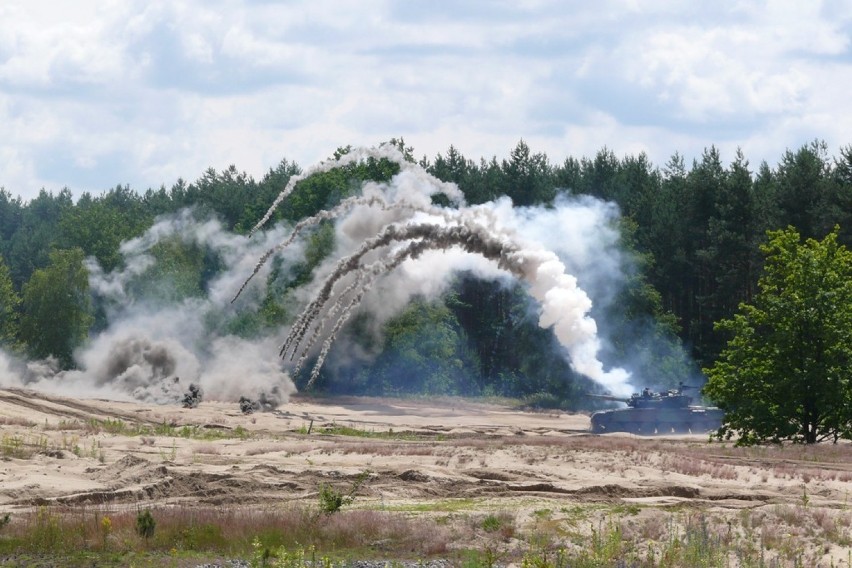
[
  {"x1": 618, "y1": 152, "x2": 661, "y2": 233},
  {"x1": 683, "y1": 146, "x2": 727, "y2": 364},
  {"x1": 58, "y1": 186, "x2": 151, "y2": 272},
  {"x1": 358, "y1": 298, "x2": 480, "y2": 396},
  {"x1": 19, "y1": 248, "x2": 93, "y2": 367},
  {"x1": 580, "y1": 148, "x2": 621, "y2": 202},
  {"x1": 184, "y1": 165, "x2": 258, "y2": 231},
  {"x1": 448, "y1": 275, "x2": 588, "y2": 405},
  {"x1": 830, "y1": 145, "x2": 852, "y2": 246},
  {"x1": 553, "y1": 156, "x2": 583, "y2": 195},
  {"x1": 241, "y1": 159, "x2": 303, "y2": 232},
  {"x1": 645, "y1": 153, "x2": 690, "y2": 317},
  {"x1": 126, "y1": 237, "x2": 208, "y2": 306},
  {"x1": 142, "y1": 185, "x2": 176, "y2": 217},
  {"x1": 429, "y1": 145, "x2": 493, "y2": 204},
  {"x1": 704, "y1": 227, "x2": 852, "y2": 444},
  {"x1": 0, "y1": 254, "x2": 20, "y2": 347}
]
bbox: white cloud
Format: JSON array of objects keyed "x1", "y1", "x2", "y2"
[{"x1": 0, "y1": 0, "x2": 850, "y2": 200}]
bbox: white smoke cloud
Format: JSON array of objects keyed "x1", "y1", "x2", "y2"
[
  {"x1": 2, "y1": 209, "x2": 304, "y2": 408},
  {"x1": 261, "y1": 146, "x2": 634, "y2": 396},
  {"x1": 4, "y1": 144, "x2": 635, "y2": 406}
]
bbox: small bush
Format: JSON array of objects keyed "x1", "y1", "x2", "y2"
[
  {"x1": 317, "y1": 471, "x2": 369, "y2": 515},
  {"x1": 136, "y1": 509, "x2": 156, "y2": 541},
  {"x1": 318, "y1": 484, "x2": 352, "y2": 514}
]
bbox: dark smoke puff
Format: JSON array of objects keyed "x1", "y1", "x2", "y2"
[
  {"x1": 74, "y1": 332, "x2": 201, "y2": 403},
  {"x1": 239, "y1": 387, "x2": 284, "y2": 414},
  {"x1": 102, "y1": 337, "x2": 177, "y2": 381},
  {"x1": 182, "y1": 383, "x2": 203, "y2": 408},
  {"x1": 239, "y1": 396, "x2": 260, "y2": 414}
]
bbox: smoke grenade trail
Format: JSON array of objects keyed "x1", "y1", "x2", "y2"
[
  {"x1": 249, "y1": 144, "x2": 465, "y2": 236},
  {"x1": 243, "y1": 145, "x2": 633, "y2": 397}
]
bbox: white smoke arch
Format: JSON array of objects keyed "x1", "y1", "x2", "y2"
[{"x1": 244, "y1": 144, "x2": 634, "y2": 397}]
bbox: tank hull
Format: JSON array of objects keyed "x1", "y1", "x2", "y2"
[{"x1": 590, "y1": 407, "x2": 724, "y2": 435}]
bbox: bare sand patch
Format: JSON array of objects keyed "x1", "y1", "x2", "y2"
[{"x1": 1, "y1": 388, "x2": 851, "y2": 565}]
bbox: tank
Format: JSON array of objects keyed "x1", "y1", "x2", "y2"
[{"x1": 588, "y1": 384, "x2": 724, "y2": 435}]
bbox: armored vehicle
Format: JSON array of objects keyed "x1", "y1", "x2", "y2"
[{"x1": 589, "y1": 384, "x2": 723, "y2": 435}]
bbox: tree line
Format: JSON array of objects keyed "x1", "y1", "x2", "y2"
[{"x1": 0, "y1": 139, "x2": 850, "y2": 424}]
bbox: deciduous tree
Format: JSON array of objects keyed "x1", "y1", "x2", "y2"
[
  {"x1": 19, "y1": 248, "x2": 93, "y2": 367},
  {"x1": 704, "y1": 227, "x2": 852, "y2": 444}
]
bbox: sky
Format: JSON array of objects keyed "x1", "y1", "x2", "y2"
[{"x1": 1, "y1": 0, "x2": 851, "y2": 202}]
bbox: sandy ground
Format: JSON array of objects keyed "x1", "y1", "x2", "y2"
[{"x1": 1, "y1": 387, "x2": 852, "y2": 564}]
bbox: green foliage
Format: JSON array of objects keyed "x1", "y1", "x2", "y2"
[
  {"x1": 317, "y1": 471, "x2": 369, "y2": 514},
  {"x1": 705, "y1": 226, "x2": 852, "y2": 444},
  {"x1": 600, "y1": 218, "x2": 695, "y2": 390},
  {"x1": 480, "y1": 514, "x2": 502, "y2": 533},
  {"x1": 127, "y1": 237, "x2": 208, "y2": 304},
  {"x1": 18, "y1": 247, "x2": 93, "y2": 367},
  {"x1": 317, "y1": 483, "x2": 352, "y2": 515},
  {"x1": 57, "y1": 185, "x2": 152, "y2": 271},
  {"x1": 136, "y1": 509, "x2": 156, "y2": 541},
  {"x1": 353, "y1": 297, "x2": 480, "y2": 396},
  {"x1": 501, "y1": 139, "x2": 555, "y2": 206},
  {"x1": 31, "y1": 507, "x2": 63, "y2": 551},
  {"x1": 0, "y1": 254, "x2": 20, "y2": 347},
  {"x1": 446, "y1": 277, "x2": 589, "y2": 406},
  {"x1": 5, "y1": 189, "x2": 73, "y2": 289}
]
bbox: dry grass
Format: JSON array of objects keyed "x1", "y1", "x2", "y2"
[
  {"x1": 0, "y1": 416, "x2": 36, "y2": 427},
  {"x1": 0, "y1": 504, "x2": 454, "y2": 560},
  {"x1": 244, "y1": 443, "x2": 288, "y2": 456},
  {"x1": 336, "y1": 441, "x2": 437, "y2": 456},
  {"x1": 192, "y1": 444, "x2": 222, "y2": 455},
  {"x1": 659, "y1": 454, "x2": 739, "y2": 480}
]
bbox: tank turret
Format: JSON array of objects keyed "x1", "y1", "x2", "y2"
[{"x1": 588, "y1": 384, "x2": 723, "y2": 435}]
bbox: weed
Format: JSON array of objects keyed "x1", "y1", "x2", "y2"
[
  {"x1": 481, "y1": 514, "x2": 502, "y2": 532},
  {"x1": 100, "y1": 515, "x2": 112, "y2": 548}
]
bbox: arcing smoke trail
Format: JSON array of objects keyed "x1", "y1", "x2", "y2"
[
  {"x1": 285, "y1": 225, "x2": 512, "y2": 384},
  {"x1": 243, "y1": 145, "x2": 633, "y2": 396},
  {"x1": 234, "y1": 185, "x2": 462, "y2": 303},
  {"x1": 249, "y1": 145, "x2": 464, "y2": 236}
]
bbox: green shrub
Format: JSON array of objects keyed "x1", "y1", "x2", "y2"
[{"x1": 136, "y1": 509, "x2": 156, "y2": 542}]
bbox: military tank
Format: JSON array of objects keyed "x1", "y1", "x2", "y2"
[{"x1": 588, "y1": 384, "x2": 724, "y2": 435}]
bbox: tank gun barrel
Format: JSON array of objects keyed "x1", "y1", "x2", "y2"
[{"x1": 586, "y1": 393, "x2": 630, "y2": 404}]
